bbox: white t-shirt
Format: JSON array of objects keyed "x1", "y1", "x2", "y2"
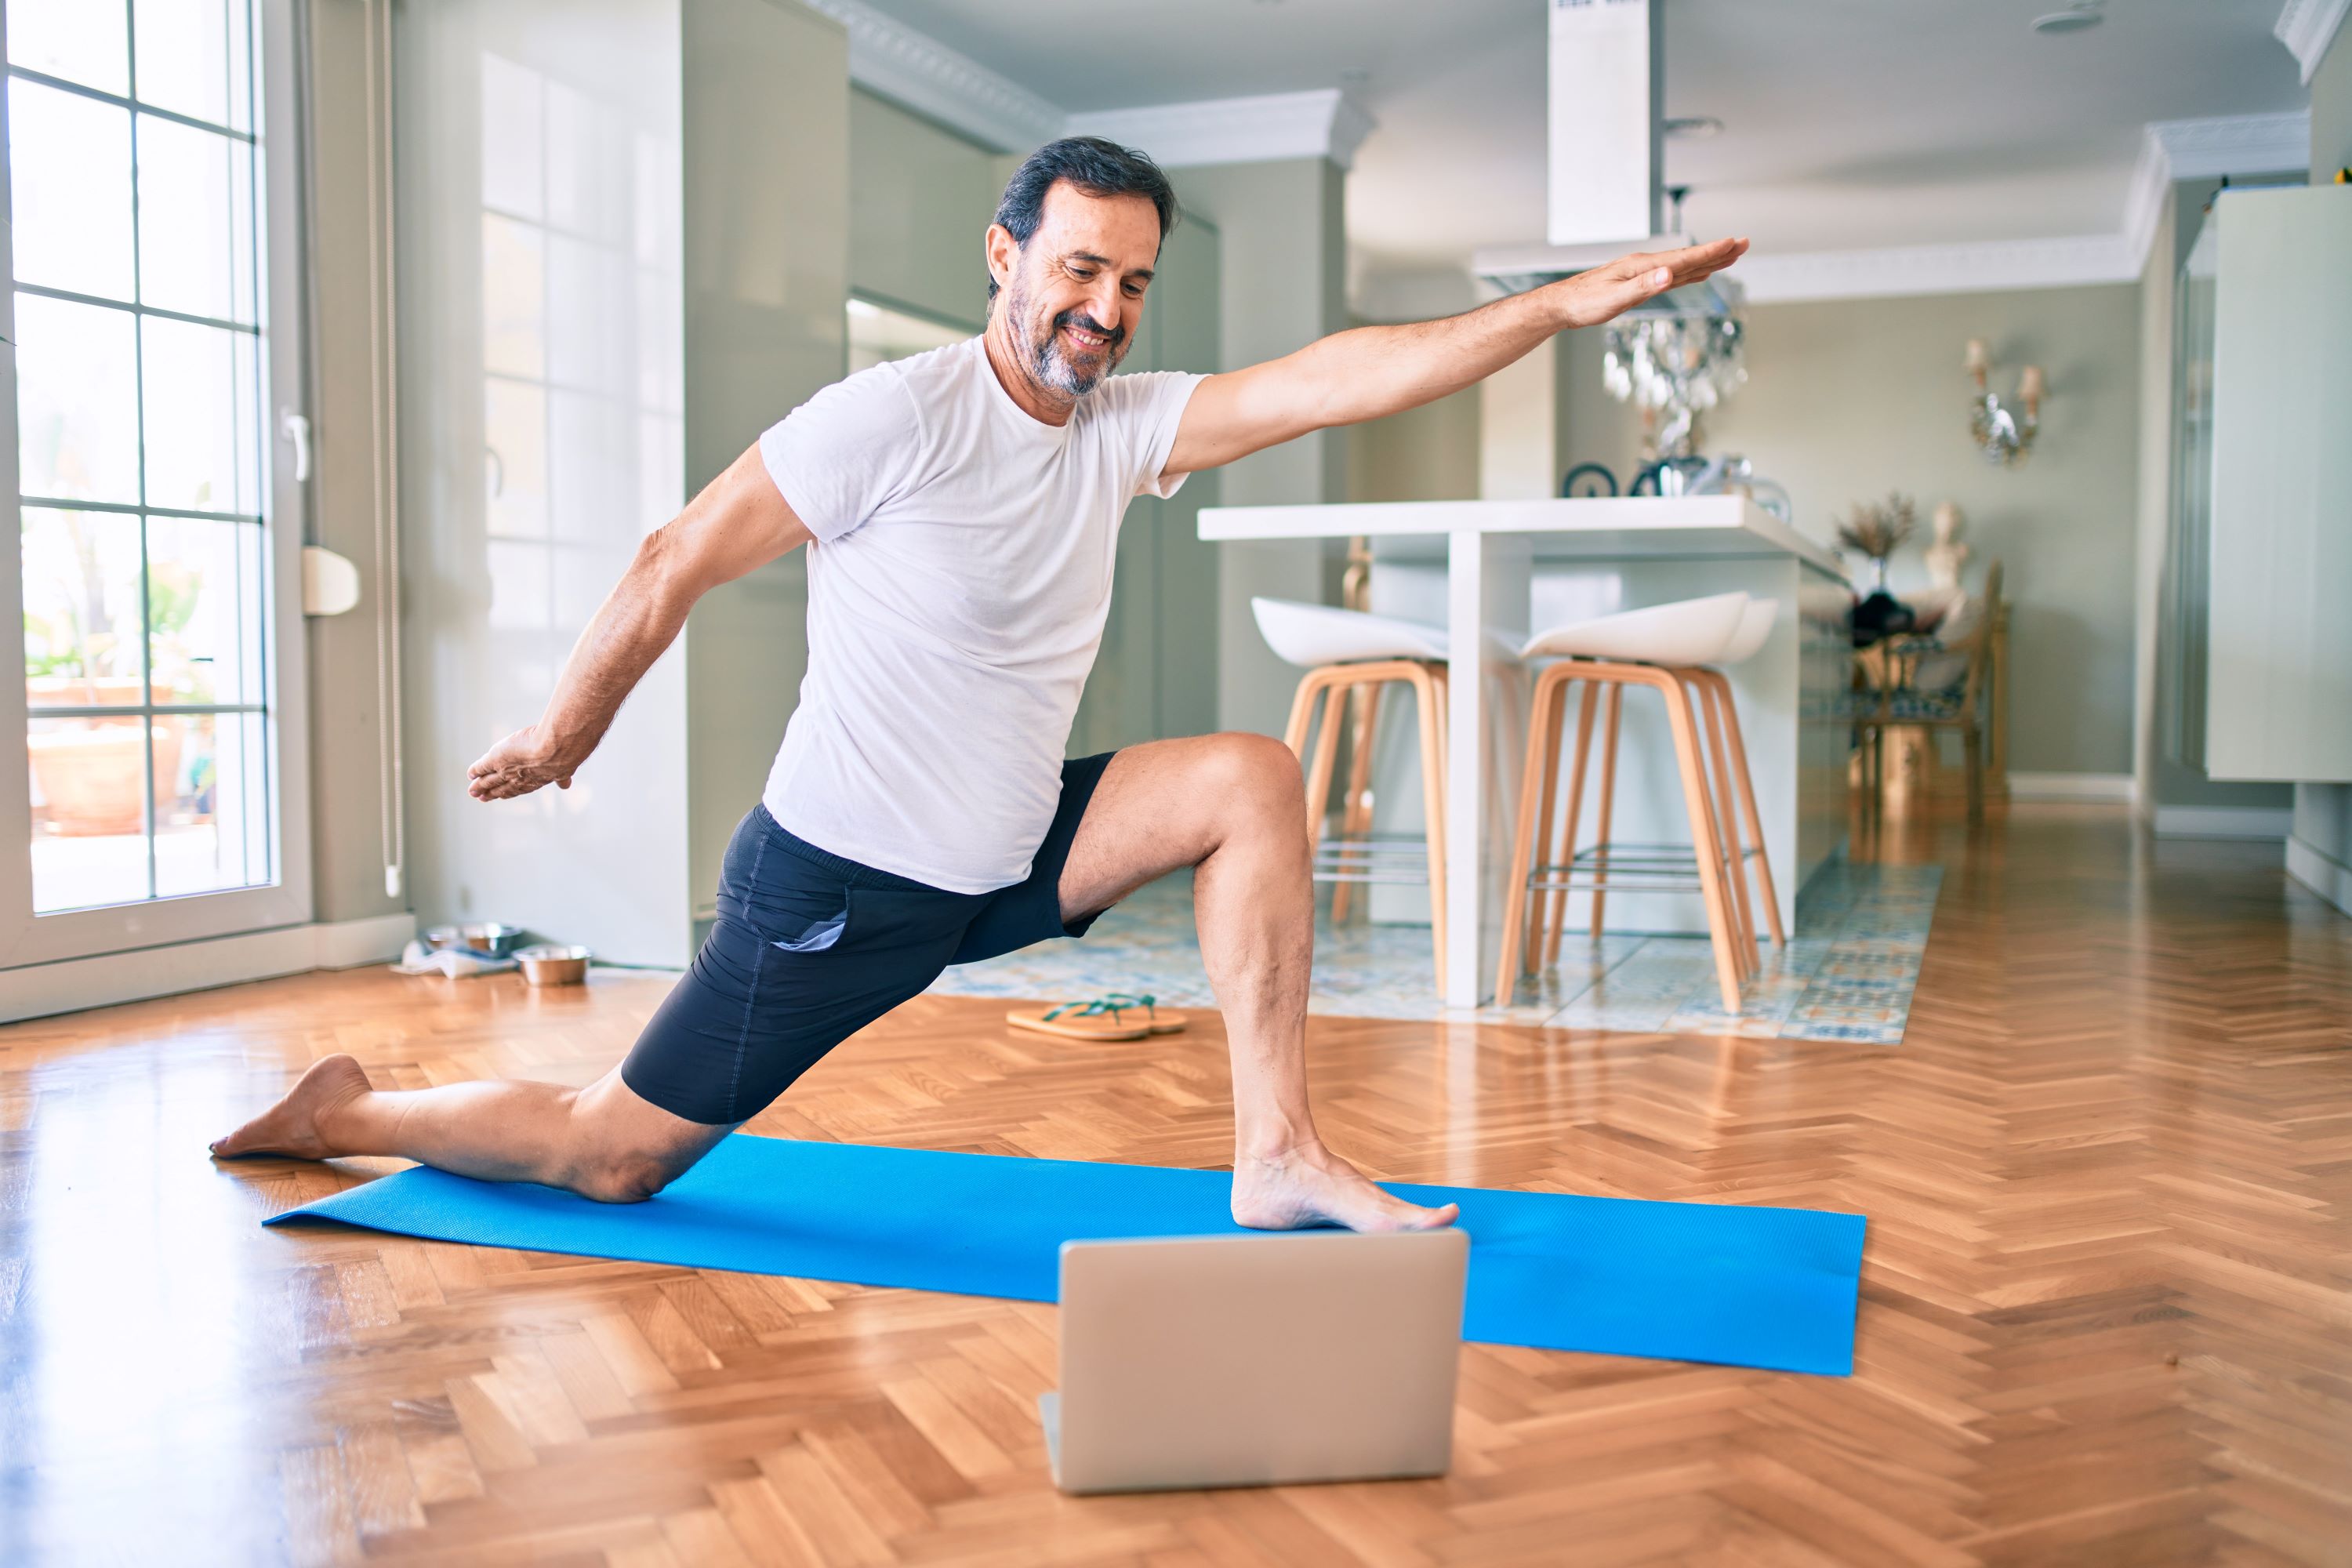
[{"x1": 757, "y1": 336, "x2": 1203, "y2": 893}]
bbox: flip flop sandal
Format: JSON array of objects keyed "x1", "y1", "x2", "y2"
[
  {"x1": 1006, "y1": 998, "x2": 1152, "y2": 1041},
  {"x1": 1098, "y1": 991, "x2": 1187, "y2": 1034}
]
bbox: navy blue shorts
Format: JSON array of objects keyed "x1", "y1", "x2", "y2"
[{"x1": 619, "y1": 751, "x2": 1118, "y2": 1125}]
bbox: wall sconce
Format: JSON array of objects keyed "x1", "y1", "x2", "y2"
[{"x1": 1965, "y1": 338, "x2": 2043, "y2": 466}]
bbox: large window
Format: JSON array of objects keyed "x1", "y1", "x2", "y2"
[{"x1": 7, "y1": 0, "x2": 274, "y2": 914}]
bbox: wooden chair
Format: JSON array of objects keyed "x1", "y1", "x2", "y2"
[
  {"x1": 1255, "y1": 598, "x2": 1450, "y2": 989},
  {"x1": 1854, "y1": 560, "x2": 2004, "y2": 820}
]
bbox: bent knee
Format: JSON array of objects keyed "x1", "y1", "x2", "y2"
[
  {"x1": 1203, "y1": 731, "x2": 1306, "y2": 810},
  {"x1": 568, "y1": 1149, "x2": 686, "y2": 1204}
]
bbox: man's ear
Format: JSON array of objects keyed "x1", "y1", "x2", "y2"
[{"x1": 985, "y1": 223, "x2": 1018, "y2": 293}]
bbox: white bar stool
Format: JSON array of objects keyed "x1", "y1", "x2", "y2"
[
  {"x1": 1253, "y1": 597, "x2": 1450, "y2": 989},
  {"x1": 1681, "y1": 597, "x2": 1787, "y2": 954},
  {"x1": 1539, "y1": 597, "x2": 1788, "y2": 972},
  {"x1": 1494, "y1": 593, "x2": 1751, "y2": 1013}
]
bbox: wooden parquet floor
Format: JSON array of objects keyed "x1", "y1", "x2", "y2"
[{"x1": 2, "y1": 806, "x2": 2349, "y2": 1566}]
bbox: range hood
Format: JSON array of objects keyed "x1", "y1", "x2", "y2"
[{"x1": 1472, "y1": 0, "x2": 1739, "y2": 312}]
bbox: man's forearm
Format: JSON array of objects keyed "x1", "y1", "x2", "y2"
[
  {"x1": 1165, "y1": 241, "x2": 1741, "y2": 477},
  {"x1": 533, "y1": 541, "x2": 697, "y2": 769},
  {"x1": 468, "y1": 444, "x2": 811, "y2": 801},
  {"x1": 1287, "y1": 286, "x2": 1570, "y2": 430}
]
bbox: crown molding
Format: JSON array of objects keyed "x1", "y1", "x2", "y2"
[
  {"x1": 2277, "y1": 0, "x2": 2352, "y2": 83},
  {"x1": 800, "y1": 0, "x2": 1063, "y2": 153},
  {"x1": 801, "y1": 3, "x2": 1377, "y2": 169},
  {"x1": 2151, "y1": 110, "x2": 2313, "y2": 179},
  {"x1": 2120, "y1": 109, "x2": 2310, "y2": 274},
  {"x1": 1067, "y1": 89, "x2": 1377, "y2": 171}
]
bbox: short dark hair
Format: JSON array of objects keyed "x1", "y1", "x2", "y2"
[{"x1": 988, "y1": 136, "x2": 1178, "y2": 303}]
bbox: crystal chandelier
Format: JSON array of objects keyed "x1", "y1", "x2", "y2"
[{"x1": 1601, "y1": 296, "x2": 1747, "y2": 459}]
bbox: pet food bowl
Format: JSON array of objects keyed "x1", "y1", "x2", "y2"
[
  {"x1": 437, "y1": 922, "x2": 526, "y2": 956},
  {"x1": 517, "y1": 944, "x2": 591, "y2": 985}
]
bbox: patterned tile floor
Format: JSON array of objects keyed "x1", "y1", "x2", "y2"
[{"x1": 927, "y1": 856, "x2": 1942, "y2": 1044}]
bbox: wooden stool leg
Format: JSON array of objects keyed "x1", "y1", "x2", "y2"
[
  {"x1": 1653, "y1": 673, "x2": 1745, "y2": 1014},
  {"x1": 1330, "y1": 683, "x2": 1383, "y2": 924},
  {"x1": 1409, "y1": 663, "x2": 1450, "y2": 994},
  {"x1": 1710, "y1": 670, "x2": 1785, "y2": 946},
  {"x1": 1542, "y1": 682, "x2": 1600, "y2": 968},
  {"x1": 1280, "y1": 668, "x2": 1321, "y2": 760},
  {"x1": 1693, "y1": 673, "x2": 1755, "y2": 980},
  {"x1": 1523, "y1": 676, "x2": 1570, "y2": 968},
  {"x1": 1494, "y1": 669, "x2": 1562, "y2": 1004},
  {"x1": 1965, "y1": 724, "x2": 1984, "y2": 822},
  {"x1": 1588, "y1": 684, "x2": 1624, "y2": 942},
  {"x1": 1303, "y1": 677, "x2": 1348, "y2": 850},
  {"x1": 1429, "y1": 663, "x2": 1450, "y2": 780}
]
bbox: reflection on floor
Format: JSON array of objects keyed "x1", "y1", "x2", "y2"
[{"x1": 927, "y1": 857, "x2": 1940, "y2": 1044}]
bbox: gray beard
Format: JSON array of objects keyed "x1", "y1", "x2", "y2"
[{"x1": 1011, "y1": 285, "x2": 1123, "y2": 397}]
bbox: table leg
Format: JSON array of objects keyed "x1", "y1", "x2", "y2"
[{"x1": 1443, "y1": 531, "x2": 1532, "y2": 1008}]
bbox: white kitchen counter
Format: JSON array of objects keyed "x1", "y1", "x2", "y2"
[{"x1": 1199, "y1": 496, "x2": 1853, "y2": 1008}]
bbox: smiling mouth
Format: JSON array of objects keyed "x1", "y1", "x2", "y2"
[{"x1": 1061, "y1": 322, "x2": 1112, "y2": 351}]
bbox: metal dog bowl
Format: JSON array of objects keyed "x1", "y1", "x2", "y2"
[
  {"x1": 428, "y1": 921, "x2": 527, "y2": 956},
  {"x1": 517, "y1": 944, "x2": 591, "y2": 985}
]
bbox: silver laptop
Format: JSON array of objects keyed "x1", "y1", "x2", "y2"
[{"x1": 1041, "y1": 1229, "x2": 1468, "y2": 1494}]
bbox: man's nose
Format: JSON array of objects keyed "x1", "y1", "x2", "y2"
[{"x1": 1087, "y1": 278, "x2": 1123, "y2": 331}]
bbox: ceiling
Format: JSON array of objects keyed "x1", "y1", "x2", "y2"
[{"x1": 858, "y1": 0, "x2": 2308, "y2": 297}]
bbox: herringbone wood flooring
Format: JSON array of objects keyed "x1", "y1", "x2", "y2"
[{"x1": 2, "y1": 806, "x2": 2348, "y2": 1566}]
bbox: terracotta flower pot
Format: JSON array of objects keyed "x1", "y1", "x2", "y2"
[{"x1": 29, "y1": 722, "x2": 183, "y2": 838}]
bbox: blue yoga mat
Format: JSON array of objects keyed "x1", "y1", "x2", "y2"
[{"x1": 267, "y1": 1135, "x2": 1865, "y2": 1375}]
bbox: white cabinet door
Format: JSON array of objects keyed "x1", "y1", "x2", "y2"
[{"x1": 2206, "y1": 187, "x2": 2352, "y2": 782}]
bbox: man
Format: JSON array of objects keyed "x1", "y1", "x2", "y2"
[{"x1": 216, "y1": 138, "x2": 1744, "y2": 1232}]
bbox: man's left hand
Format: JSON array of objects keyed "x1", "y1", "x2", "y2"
[
  {"x1": 1546, "y1": 236, "x2": 1749, "y2": 332},
  {"x1": 466, "y1": 727, "x2": 579, "y2": 801}
]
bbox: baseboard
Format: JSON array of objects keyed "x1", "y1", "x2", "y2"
[
  {"x1": 2005, "y1": 771, "x2": 2136, "y2": 802},
  {"x1": 0, "y1": 912, "x2": 417, "y2": 1025},
  {"x1": 2286, "y1": 834, "x2": 2352, "y2": 917},
  {"x1": 313, "y1": 911, "x2": 419, "y2": 969},
  {"x1": 2152, "y1": 804, "x2": 2295, "y2": 840}
]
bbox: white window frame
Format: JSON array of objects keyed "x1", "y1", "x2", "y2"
[{"x1": 0, "y1": 0, "x2": 312, "y2": 971}]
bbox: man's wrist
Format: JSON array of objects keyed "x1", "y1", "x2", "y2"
[
  {"x1": 533, "y1": 724, "x2": 592, "y2": 774},
  {"x1": 1535, "y1": 276, "x2": 1588, "y2": 334}
]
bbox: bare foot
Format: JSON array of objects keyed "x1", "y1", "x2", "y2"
[
  {"x1": 1229, "y1": 1143, "x2": 1459, "y2": 1232},
  {"x1": 209, "y1": 1054, "x2": 374, "y2": 1161}
]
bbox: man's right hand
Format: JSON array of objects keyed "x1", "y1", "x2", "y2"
[{"x1": 467, "y1": 727, "x2": 579, "y2": 801}]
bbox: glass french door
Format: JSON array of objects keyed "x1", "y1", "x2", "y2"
[{"x1": 0, "y1": 0, "x2": 309, "y2": 967}]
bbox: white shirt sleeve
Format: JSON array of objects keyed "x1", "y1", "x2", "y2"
[
  {"x1": 757, "y1": 365, "x2": 924, "y2": 543},
  {"x1": 1116, "y1": 370, "x2": 1207, "y2": 499}
]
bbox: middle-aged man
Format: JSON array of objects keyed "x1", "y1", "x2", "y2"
[{"x1": 217, "y1": 138, "x2": 1745, "y2": 1233}]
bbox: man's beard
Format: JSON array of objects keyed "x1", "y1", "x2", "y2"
[{"x1": 1012, "y1": 285, "x2": 1128, "y2": 396}]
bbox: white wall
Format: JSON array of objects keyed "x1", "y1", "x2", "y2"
[
  {"x1": 683, "y1": 1, "x2": 848, "y2": 923},
  {"x1": 397, "y1": 0, "x2": 693, "y2": 964},
  {"x1": 848, "y1": 89, "x2": 995, "y2": 331},
  {"x1": 397, "y1": 0, "x2": 844, "y2": 964},
  {"x1": 1175, "y1": 158, "x2": 1351, "y2": 739}
]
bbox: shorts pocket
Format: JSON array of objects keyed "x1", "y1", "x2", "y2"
[
  {"x1": 773, "y1": 906, "x2": 847, "y2": 953},
  {"x1": 724, "y1": 829, "x2": 858, "y2": 953}
]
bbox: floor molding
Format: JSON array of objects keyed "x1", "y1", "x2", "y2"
[
  {"x1": 0, "y1": 912, "x2": 416, "y2": 1025},
  {"x1": 2287, "y1": 833, "x2": 2352, "y2": 916},
  {"x1": 2006, "y1": 771, "x2": 2136, "y2": 802},
  {"x1": 2153, "y1": 804, "x2": 2296, "y2": 840}
]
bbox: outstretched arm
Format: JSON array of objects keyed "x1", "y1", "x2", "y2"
[
  {"x1": 466, "y1": 444, "x2": 814, "y2": 800},
  {"x1": 1163, "y1": 237, "x2": 1747, "y2": 477}
]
